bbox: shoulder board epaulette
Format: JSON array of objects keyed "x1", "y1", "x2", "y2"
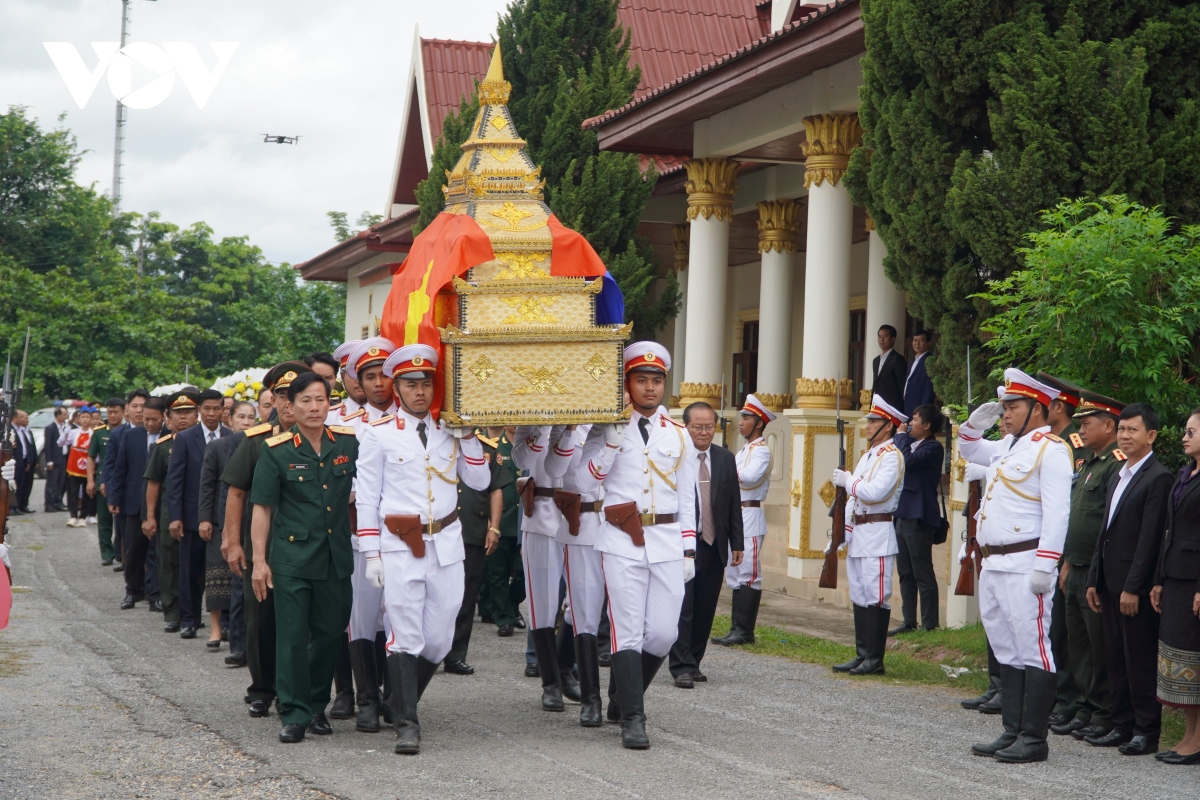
[
  {"x1": 328, "y1": 402, "x2": 343, "y2": 413},
  {"x1": 1045, "y1": 433, "x2": 1063, "y2": 443},
  {"x1": 666, "y1": 416, "x2": 685, "y2": 428},
  {"x1": 1070, "y1": 433, "x2": 1083, "y2": 449},
  {"x1": 245, "y1": 422, "x2": 273, "y2": 437},
  {"x1": 880, "y1": 443, "x2": 897, "y2": 453},
  {"x1": 155, "y1": 433, "x2": 174, "y2": 444},
  {"x1": 344, "y1": 408, "x2": 365, "y2": 421},
  {"x1": 749, "y1": 439, "x2": 767, "y2": 448},
  {"x1": 477, "y1": 432, "x2": 499, "y2": 449},
  {"x1": 266, "y1": 431, "x2": 293, "y2": 447},
  {"x1": 369, "y1": 414, "x2": 395, "y2": 426},
  {"x1": 1113, "y1": 448, "x2": 1127, "y2": 461},
  {"x1": 96, "y1": 424, "x2": 108, "y2": 431},
  {"x1": 329, "y1": 425, "x2": 356, "y2": 435}
]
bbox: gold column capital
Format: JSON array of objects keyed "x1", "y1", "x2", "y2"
[
  {"x1": 800, "y1": 114, "x2": 862, "y2": 189},
  {"x1": 673, "y1": 224, "x2": 689, "y2": 273},
  {"x1": 678, "y1": 381, "x2": 724, "y2": 407},
  {"x1": 684, "y1": 157, "x2": 740, "y2": 222},
  {"x1": 756, "y1": 199, "x2": 803, "y2": 254},
  {"x1": 755, "y1": 392, "x2": 793, "y2": 412},
  {"x1": 794, "y1": 376, "x2": 856, "y2": 409}
]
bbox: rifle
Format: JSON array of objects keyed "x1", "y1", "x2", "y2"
[
  {"x1": 819, "y1": 375, "x2": 847, "y2": 590},
  {"x1": 954, "y1": 345, "x2": 982, "y2": 595},
  {"x1": 1, "y1": 328, "x2": 31, "y2": 557}
]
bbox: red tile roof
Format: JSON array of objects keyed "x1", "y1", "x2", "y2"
[{"x1": 420, "y1": 38, "x2": 494, "y2": 145}]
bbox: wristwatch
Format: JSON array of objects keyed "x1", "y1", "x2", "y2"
[
  {"x1": 488, "y1": 527, "x2": 501, "y2": 535},
  {"x1": 684, "y1": 549, "x2": 696, "y2": 558}
]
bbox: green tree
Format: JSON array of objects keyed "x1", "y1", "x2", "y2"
[
  {"x1": 326, "y1": 210, "x2": 384, "y2": 242},
  {"x1": 415, "y1": 93, "x2": 480, "y2": 233},
  {"x1": 978, "y1": 196, "x2": 1200, "y2": 426},
  {"x1": 845, "y1": 0, "x2": 1200, "y2": 401}
]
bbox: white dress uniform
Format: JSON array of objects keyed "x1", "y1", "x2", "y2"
[
  {"x1": 326, "y1": 338, "x2": 363, "y2": 425},
  {"x1": 545, "y1": 424, "x2": 604, "y2": 636},
  {"x1": 344, "y1": 400, "x2": 396, "y2": 641},
  {"x1": 728, "y1": 436, "x2": 771, "y2": 591},
  {"x1": 959, "y1": 374, "x2": 1072, "y2": 671},
  {"x1": 512, "y1": 425, "x2": 568, "y2": 631},
  {"x1": 844, "y1": 438, "x2": 905, "y2": 608},
  {"x1": 355, "y1": 402, "x2": 489, "y2": 664}
]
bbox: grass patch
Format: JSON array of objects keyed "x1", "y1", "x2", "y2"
[
  {"x1": 0, "y1": 638, "x2": 33, "y2": 678},
  {"x1": 25, "y1": 544, "x2": 43, "y2": 551}
]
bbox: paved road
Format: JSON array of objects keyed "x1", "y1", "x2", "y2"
[{"x1": 2, "y1": 506, "x2": 1197, "y2": 799}]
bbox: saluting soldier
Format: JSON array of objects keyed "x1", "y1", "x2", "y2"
[
  {"x1": 1052, "y1": 391, "x2": 1126, "y2": 740},
  {"x1": 959, "y1": 369, "x2": 1074, "y2": 763},
  {"x1": 576, "y1": 342, "x2": 697, "y2": 750},
  {"x1": 830, "y1": 394, "x2": 906, "y2": 676},
  {"x1": 249, "y1": 371, "x2": 358, "y2": 744},
  {"x1": 221, "y1": 361, "x2": 311, "y2": 719},
  {"x1": 354, "y1": 344, "x2": 490, "y2": 755}
]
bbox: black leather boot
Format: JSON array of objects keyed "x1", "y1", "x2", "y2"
[
  {"x1": 329, "y1": 636, "x2": 355, "y2": 719},
  {"x1": 574, "y1": 633, "x2": 603, "y2": 727},
  {"x1": 833, "y1": 605, "x2": 868, "y2": 672},
  {"x1": 966, "y1": 644, "x2": 1003, "y2": 713},
  {"x1": 611, "y1": 650, "x2": 649, "y2": 749},
  {"x1": 640, "y1": 649, "x2": 665, "y2": 691},
  {"x1": 350, "y1": 639, "x2": 381, "y2": 732},
  {"x1": 606, "y1": 659, "x2": 621, "y2": 722},
  {"x1": 972, "y1": 665, "x2": 1024, "y2": 756},
  {"x1": 387, "y1": 653, "x2": 420, "y2": 754},
  {"x1": 719, "y1": 587, "x2": 761, "y2": 645},
  {"x1": 995, "y1": 666, "x2": 1053, "y2": 763},
  {"x1": 376, "y1": 633, "x2": 393, "y2": 725},
  {"x1": 711, "y1": 589, "x2": 744, "y2": 645},
  {"x1": 557, "y1": 623, "x2": 581, "y2": 702},
  {"x1": 416, "y1": 656, "x2": 439, "y2": 701},
  {"x1": 531, "y1": 627, "x2": 564, "y2": 711},
  {"x1": 850, "y1": 605, "x2": 888, "y2": 675}
]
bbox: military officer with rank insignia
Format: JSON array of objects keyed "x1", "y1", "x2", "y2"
[
  {"x1": 354, "y1": 344, "x2": 491, "y2": 755},
  {"x1": 1051, "y1": 390, "x2": 1126, "y2": 740},
  {"x1": 249, "y1": 371, "x2": 358, "y2": 744},
  {"x1": 959, "y1": 369, "x2": 1074, "y2": 763},
  {"x1": 577, "y1": 342, "x2": 697, "y2": 750},
  {"x1": 830, "y1": 394, "x2": 906, "y2": 677},
  {"x1": 326, "y1": 339, "x2": 364, "y2": 423}
]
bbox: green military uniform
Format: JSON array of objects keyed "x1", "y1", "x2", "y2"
[
  {"x1": 88, "y1": 424, "x2": 117, "y2": 562},
  {"x1": 144, "y1": 432, "x2": 180, "y2": 625},
  {"x1": 480, "y1": 431, "x2": 525, "y2": 628},
  {"x1": 221, "y1": 422, "x2": 279, "y2": 704},
  {"x1": 1050, "y1": 418, "x2": 1081, "y2": 719},
  {"x1": 446, "y1": 431, "x2": 514, "y2": 665},
  {"x1": 250, "y1": 424, "x2": 357, "y2": 727}
]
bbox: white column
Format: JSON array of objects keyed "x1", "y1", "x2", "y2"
[
  {"x1": 671, "y1": 225, "x2": 688, "y2": 401},
  {"x1": 796, "y1": 113, "x2": 862, "y2": 408},
  {"x1": 863, "y1": 221, "x2": 905, "y2": 391},
  {"x1": 680, "y1": 157, "x2": 739, "y2": 406},
  {"x1": 756, "y1": 199, "x2": 801, "y2": 409}
]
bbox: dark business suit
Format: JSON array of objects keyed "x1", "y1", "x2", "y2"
[
  {"x1": 871, "y1": 350, "x2": 907, "y2": 412},
  {"x1": 200, "y1": 433, "x2": 245, "y2": 654},
  {"x1": 43, "y1": 420, "x2": 67, "y2": 510},
  {"x1": 1087, "y1": 454, "x2": 1172, "y2": 738},
  {"x1": 107, "y1": 425, "x2": 160, "y2": 601},
  {"x1": 670, "y1": 444, "x2": 744, "y2": 677},
  {"x1": 167, "y1": 422, "x2": 230, "y2": 628},
  {"x1": 902, "y1": 353, "x2": 936, "y2": 418},
  {"x1": 12, "y1": 426, "x2": 36, "y2": 512},
  {"x1": 892, "y1": 432, "x2": 944, "y2": 630}
]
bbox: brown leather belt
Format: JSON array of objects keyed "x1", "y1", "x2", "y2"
[
  {"x1": 855, "y1": 513, "x2": 894, "y2": 524},
  {"x1": 637, "y1": 512, "x2": 677, "y2": 526},
  {"x1": 400, "y1": 510, "x2": 459, "y2": 535},
  {"x1": 583, "y1": 500, "x2": 604, "y2": 513},
  {"x1": 533, "y1": 487, "x2": 557, "y2": 498},
  {"x1": 979, "y1": 538, "x2": 1039, "y2": 559},
  {"x1": 741, "y1": 500, "x2": 761, "y2": 508}
]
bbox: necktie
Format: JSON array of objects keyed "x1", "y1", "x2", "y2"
[
  {"x1": 638, "y1": 417, "x2": 650, "y2": 444},
  {"x1": 207, "y1": 429, "x2": 216, "y2": 443},
  {"x1": 418, "y1": 421, "x2": 428, "y2": 449},
  {"x1": 698, "y1": 451, "x2": 715, "y2": 545}
]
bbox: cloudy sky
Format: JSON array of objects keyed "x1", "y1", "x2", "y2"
[{"x1": 3, "y1": 0, "x2": 509, "y2": 266}]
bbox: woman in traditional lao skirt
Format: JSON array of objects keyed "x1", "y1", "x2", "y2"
[{"x1": 1151, "y1": 407, "x2": 1200, "y2": 764}]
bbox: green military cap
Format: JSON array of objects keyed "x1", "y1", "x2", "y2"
[
  {"x1": 263, "y1": 361, "x2": 313, "y2": 392},
  {"x1": 1073, "y1": 389, "x2": 1126, "y2": 419},
  {"x1": 1036, "y1": 372, "x2": 1082, "y2": 411},
  {"x1": 165, "y1": 388, "x2": 200, "y2": 413}
]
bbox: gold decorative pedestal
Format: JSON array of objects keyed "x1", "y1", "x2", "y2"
[
  {"x1": 678, "y1": 381, "x2": 724, "y2": 408},
  {"x1": 793, "y1": 377, "x2": 856, "y2": 410}
]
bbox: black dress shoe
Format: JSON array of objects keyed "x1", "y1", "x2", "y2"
[
  {"x1": 206, "y1": 639, "x2": 221, "y2": 650},
  {"x1": 1072, "y1": 723, "x2": 1109, "y2": 740},
  {"x1": 249, "y1": 700, "x2": 271, "y2": 718},
  {"x1": 113, "y1": 564, "x2": 124, "y2": 572},
  {"x1": 1086, "y1": 728, "x2": 1132, "y2": 747},
  {"x1": 148, "y1": 600, "x2": 163, "y2": 612},
  {"x1": 1161, "y1": 750, "x2": 1200, "y2": 764},
  {"x1": 101, "y1": 559, "x2": 114, "y2": 567},
  {"x1": 692, "y1": 669, "x2": 707, "y2": 682},
  {"x1": 888, "y1": 624, "x2": 916, "y2": 637},
  {"x1": 524, "y1": 663, "x2": 540, "y2": 678},
  {"x1": 225, "y1": 652, "x2": 247, "y2": 667},
  {"x1": 514, "y1": 615, "x2": 527, "y2": 630},
  {"x1": 1050, "y1": 717, "x2": 1087, "y2": 735},
  {"x1": 164, "y1": 621, "x2": 180, "y2": 633},
  {"x1": 279, "y1": 723, "x2": 305, "y2": 743},
  {"x1": 674, "y1": 673, "x2": 694, "y2": 688},
  {"x1": 120, "y1": 595, "x2": 137, "y2": 610},
  {"x1": 1118, "y1": 735, "x2": 1159, "y2": 755},
  {"x1": 598, "y1": 651, "x2": 611, "y2": 668},
  {"x1": 1047, "y1": 712, "x2": 1070, "y2": 726},
  {"x1": 179, "y1": 627, "x2": 197, "y2": 639},
  {"x1": 307, "y1": 712, "x2": 332, "y2": 735},
  {"x1": 1154, "y1": 749, "x2": 1176, "y2": 761},
  {"x1": 444, "y1": 659, "x2": 475, "y2": 675},
  {"x1": 497, "y1": 624, "x2": 514, "y2": 637},
  {"x1": 977, "y1": 693, "x2": 1003, "y2": 715}
]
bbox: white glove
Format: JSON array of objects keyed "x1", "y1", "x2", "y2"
[
  {"x1": 965, "y1": 463, "x2": 988, "y2": 483},
  {"x1": 967, "y1": 401, "x2": 1003, "y2": 431},
  {"x1": 365, "y1": 556, "x2": 385, "y2": 589},
  {"x1": 447, "y1": 426, "x2": 473, "y2": 440},
  {"x1": 0, "y1": 460, "x2": 13, "y2": 482},
  {"x1": 1029, "y1": 569, "x2": 1054, "y2": 595},
  {"x1": 604, "y1": 423, "x2": 624, "y2": 447},
  {"x1": 0, "y1": 542, "x2": 9, "y2": 570},
  {"x1": 958, "y1": 542, "x2": 969, "y2": 563},
  {"x1": 682, "y1": 556, "x2": 695, "y2": 583},
  {"x1": 823, "y1": 538, "x2": 848, "y2": 555},
  {"x1": 831, "y1": 468, "x2": 852, "y2": 489}
]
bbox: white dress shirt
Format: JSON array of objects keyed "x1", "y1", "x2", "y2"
[
  {"x1": 903, "y1": 351, "x2": 927, "y2": 396},
  {"x1": 1107, "y1": 450, "x2": 1152, "y2": 527}
]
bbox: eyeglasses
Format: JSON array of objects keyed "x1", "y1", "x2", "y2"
[
  {"x1": 1185, "y1": 429, "x2": 1198, "y2": 438},
  {"x1": 688, "y1": 424, "x2": 716, "y2": 433}
]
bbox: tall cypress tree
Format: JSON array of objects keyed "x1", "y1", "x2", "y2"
[{"x1": 845, "y1": 0, "x2": 1200, "y2": 400}]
